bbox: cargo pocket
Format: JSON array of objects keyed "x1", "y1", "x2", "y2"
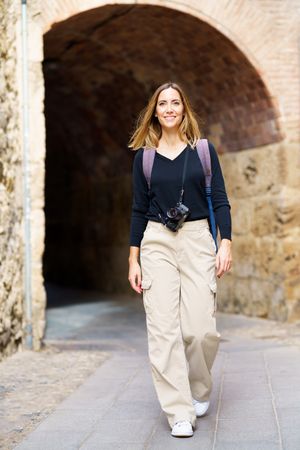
[
  {"x1": 209, "y1": 281, "x2": 217, "y2": 316},
  {"x1": 141, "y1": 278, "x2": 152, "y2": 313}
]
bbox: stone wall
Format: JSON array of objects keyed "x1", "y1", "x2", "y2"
[
  {"x1": 0, "y1": 0, "x2": 47, "y2": 360},
  {"x1": 218, "y1": 142, "x2": 300, "y2": 321},
  {"x1": 0, "y1": 0, "x2": 23, "y2": 359}
]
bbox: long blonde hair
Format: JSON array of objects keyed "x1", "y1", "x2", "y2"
[{"x1": 128, "y1": 82, "x2": 201, "y2": 150}]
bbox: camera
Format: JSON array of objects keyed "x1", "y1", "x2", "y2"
[{"x1": 165, "y1": 202, "x2": 190, "y2": 232}]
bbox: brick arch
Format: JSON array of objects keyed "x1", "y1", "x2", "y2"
[
  {"x1": 41, "y1": 0, "x2": 283, "y2": 152},
  {"x1": 40, "y1": 0, "x2": 279, "y2": 103},
  {"x1": 42, "y1": 3, "x2": 282, "y2": 153}
]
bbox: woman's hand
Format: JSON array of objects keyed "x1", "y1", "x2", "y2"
[
  {"x1": 128, "y1": 256, "x2": 143, "y2": 294},
  {"x1": 216, "y1": 239, "x2": 232, "y2": 278}
]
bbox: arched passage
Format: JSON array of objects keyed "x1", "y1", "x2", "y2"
[{"x1": 42, "y1": 4, "x2": 283, "y2": 308}]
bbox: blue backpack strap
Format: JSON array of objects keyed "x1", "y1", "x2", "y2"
[
  {"x1": 142, "y1": 147, "x2": 156, "y2": 190},
  {"x1": 196, "y1": 139, "x2": 218, "y2": 252}
]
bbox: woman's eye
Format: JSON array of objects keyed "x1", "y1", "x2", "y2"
[{"x1": 157, "y1": 101, "x2": 180, "y2": 106}]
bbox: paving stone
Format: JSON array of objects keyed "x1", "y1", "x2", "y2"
[
  {"x1": 216, "y1": 416, "x2": 279, "y2": 441},
  {"x1": 55, "y1": 387, "x2": 120, "y2": 411},
  {"x1": 195, "y1": 414, "x2": 217, "y2": 431},
  {"x1": 276, "y1": 406, "x2": 300, "y2": 447},
  {"x1": 103, "y1": 399, "x2": 161, "y2": 420},
  {"x1": 221, "y1": 382, "x2": 271, "y2": 400},
  {"x1": 26, "y1": 408, "x2": 103, "y2": 433},
  {"x1": 117, "y1": 385, "x2": 157, "y2": 402},
  {"x1": 269, "y1": 375, "x2": 300, "y2": 392},
  {"x1": 214, "y1": 439, "x2": 281, "y2": 450},
  {"x1": 87, "y1": 364, "x2": 138, "y2": 381},
  {"x1": 219, "y1": 397, "x2": 274, "y2": 418},
  {"x1": 128, "y1": 374, "x2": 155, "y2": 389},
  {"x1": 79, "y1": 419, "x2": 157, "y2": 445},
  {"x1": 223, "y1": 372, "x2": 269, "y2": 384},
  {"x1": 81, "y1": 444, "x2": 144, "y2": 450},
  {"x1": 281, "y1": 436, "x2": 300, "y2": 450},
  {"x1": 273, "y1": 390, "x2": 300, "y2": 408},
  {"x1": 276, "y1": 406, "x2": 300, "y2": 428},
  {"x1": 14, "y1": 431, "x2": 85, "y2": 450}
]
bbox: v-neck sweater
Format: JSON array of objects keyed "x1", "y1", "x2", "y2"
[{"x1": 129, "y1": 141, "x2": 231, "y2": 247}]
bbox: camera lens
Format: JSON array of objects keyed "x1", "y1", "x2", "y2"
[{"x1": 167, "y1": 207, "x2": 178, "y2": 219}]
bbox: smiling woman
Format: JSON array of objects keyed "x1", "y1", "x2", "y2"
[
  {"x1": 128, "y1": 81, "x2": 232, "y2": 437},
  {"x1": 129, "y1": 82, "x2": 201, "y2": 151}
]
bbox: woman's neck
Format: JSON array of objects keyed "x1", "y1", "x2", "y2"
[{"x1": 159, "y1": 129, "x2": 186, "y2": 149}]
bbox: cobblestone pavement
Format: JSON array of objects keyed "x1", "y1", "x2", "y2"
[{"x1": 1, "y1": 285, "x2": 300, "y2": 450}]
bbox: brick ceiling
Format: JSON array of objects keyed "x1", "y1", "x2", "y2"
[{"x1": 43, "y1": 3, "x2": 282, "y2": 164}]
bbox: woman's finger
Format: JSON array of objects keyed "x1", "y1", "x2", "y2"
[
  {"x1": 128, "y1": 273, "x2": 142, "y2": 294},
  {"x1": 226, "y1": 260, "x2": 232, "y2": 272},
  {"x1": 216, "y1": 259, "x2": 224, "y2": 277}
]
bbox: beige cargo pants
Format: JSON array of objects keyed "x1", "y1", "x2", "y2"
[{"x1": 140, "y1": 219, "x2": 221, "y2": 428}]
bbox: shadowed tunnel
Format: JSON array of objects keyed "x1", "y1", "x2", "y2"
[{"x1": 42, "y1": 4, "x2": 281, "y2": 298}]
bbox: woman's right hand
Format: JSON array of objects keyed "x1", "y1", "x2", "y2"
[{"x1": 128, "y1": 259, "x2": 142, "y2": 294}]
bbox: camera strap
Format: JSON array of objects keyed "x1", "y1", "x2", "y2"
[
  {"x1": 178, "y1": 147, "x2": 189, "y2": 203},
  {"x1": 157, "y1": 148, "x2": 189, "y2": 225}
]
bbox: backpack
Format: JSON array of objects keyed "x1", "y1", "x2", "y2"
[{"x1": 142, "y1": 139, "x2": 218, "y2": 252}]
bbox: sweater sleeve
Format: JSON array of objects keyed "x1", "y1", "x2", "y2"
[
  {"x1": 129, "y1": 148, "x2": 150, "y2": 247},
  {"x1": 209, "y1": 142, "x2": 232, "y2": 240}
]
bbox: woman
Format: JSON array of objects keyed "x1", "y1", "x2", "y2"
[{"x1": 128, "y1": 82, "x2": 232, "y2": 438}]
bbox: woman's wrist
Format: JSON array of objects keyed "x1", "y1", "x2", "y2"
[
  {"x1": 221, "y1": 238, "x2": 232, "y2": 245},
  {"x1": 129, "y1": 246, "x2": 140, "y2": 264},
  {"x1": 129, "y1": 257, "x2": 139, "y2": 264}
]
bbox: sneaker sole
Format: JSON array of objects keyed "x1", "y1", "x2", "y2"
[
  {"x1": 171, "y1": 428, "x2": 194, "y2": 438},
  {"x1": 171, "y1": 432, "x2": 194, "y2": 438}
]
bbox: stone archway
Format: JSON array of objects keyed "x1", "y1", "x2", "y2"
[
  {"x1": 23, "y1": 0, "x2": 299, "y2": 351},
  {"x1": 42, "y1": 3, "x2": 282, "y2": 300}
]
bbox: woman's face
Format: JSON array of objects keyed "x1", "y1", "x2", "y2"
[{"x1": 155, "y1": 87, "x2": 184, "y2": 131}]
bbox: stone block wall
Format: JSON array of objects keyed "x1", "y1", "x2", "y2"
[
  {"x1": 0, "y1": 0, "x2": 24, "y2": 359},
  {"x1": 218, "y1": 142, "x2": 296, "y2": 321},
  {"x1": 0, "y1": 0, "x2": 46, "y2": 360}
]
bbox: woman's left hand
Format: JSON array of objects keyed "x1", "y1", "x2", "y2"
[{"x1": 216, "y1": 239, "x2": 232, "y2": 278}]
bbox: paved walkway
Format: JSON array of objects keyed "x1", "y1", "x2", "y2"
[{"x1": 14, "y1": 291, "x2": 300, "y2": 450}]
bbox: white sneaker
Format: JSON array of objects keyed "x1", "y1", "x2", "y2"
[
  {"x1": 192, "y1": 398, "x2": 210, "y2": 417},
  {"x1": 171, "y1": 420, "x2": 193, "y2": 437}
]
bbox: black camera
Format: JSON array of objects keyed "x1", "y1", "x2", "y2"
[{"x1": 165, "y1": 202, "x2": 190, "y2": 232}]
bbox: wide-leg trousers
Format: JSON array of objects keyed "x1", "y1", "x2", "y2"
[{"x1": 140, "y1": 218, "x2": 221, "y2": 428}]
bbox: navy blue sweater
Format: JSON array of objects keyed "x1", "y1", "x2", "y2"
[{"x1": 129, "y1": 142, "x2": 231, "y2": 247}]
